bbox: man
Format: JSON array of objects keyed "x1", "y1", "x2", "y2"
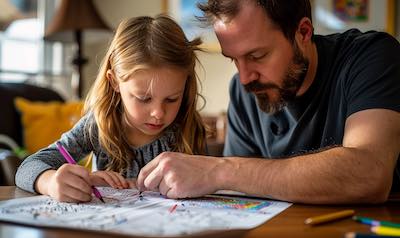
[{"x1": 137, "y1": 0, "x2": 400, "y2": 204}]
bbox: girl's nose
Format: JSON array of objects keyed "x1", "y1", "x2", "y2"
[{"x1": 150, "y1": 104, "x2": 165, "y2": 120}]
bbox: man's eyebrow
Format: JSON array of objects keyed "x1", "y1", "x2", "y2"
[{"x1": 221, "y1": 48, "x2": 265, "y2": 59}]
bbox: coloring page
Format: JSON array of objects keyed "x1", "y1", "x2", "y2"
[{"x1": 0, "y1": 187, "x2": 291, "y2": 236}]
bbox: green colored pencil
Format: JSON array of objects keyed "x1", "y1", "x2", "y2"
[{"x1": 353, "y1": 216, "x2": 400, "y2": 229}]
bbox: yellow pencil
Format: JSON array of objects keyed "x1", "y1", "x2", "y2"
[
  {"x1": 304, "y1": 209, "x2": 355, "y2": 225},
  {"x1": 371, "y1": 226, "x2": 400, "y2": 236}
]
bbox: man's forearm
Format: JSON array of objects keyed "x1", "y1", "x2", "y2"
[{"x1": 219, "y1": 147, "x2": 394, "y2": 204}]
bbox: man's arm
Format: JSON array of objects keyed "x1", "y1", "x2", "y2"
[
  {"x1": 137, "y1": 108, "x2": 399, "y2": 204},
  {"x1": 219, "y1": 109, "x2": 399, "y2": 203}
]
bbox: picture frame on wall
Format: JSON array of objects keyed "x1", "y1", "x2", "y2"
[
  {"x1": 333, "y1": 0, "x2": 368, "y2": 22},
  {"x1": 162, "y1": 0, "x2": 221, "y2": 52},
  {"x1": 312, "y1": 0, "x2": 395, "y2": 36}
]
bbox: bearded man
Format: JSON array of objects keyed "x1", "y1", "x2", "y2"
[{"x1": 137, "y1": 0, "x2": 400, "y2": 204}]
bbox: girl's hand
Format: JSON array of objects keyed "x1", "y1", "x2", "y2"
[
  {"x1": 126, "y1": 178, "x2": 138, "y2": 189},
  {"x1": 37, "y1": 164, "x2": 93, "y2": 203},
  {"x1": 90, "y1": 171, "x2": 129, "y2": 189}
]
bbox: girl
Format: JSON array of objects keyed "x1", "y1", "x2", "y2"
[{"x1": 15, "y1": 15, "x2": 207, "y2": 203}]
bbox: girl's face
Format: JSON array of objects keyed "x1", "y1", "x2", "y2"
[{"x1": 116, "y1": 67, "x2": 187, "y2": 147}]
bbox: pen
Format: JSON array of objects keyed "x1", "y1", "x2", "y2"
[
  {"x1": 371, "y1": 226, "x2": 400, "y2": 236},
  {"x1": 353, "y1": 216, "x2": 400, "y2": 229},
  {"x1": 56, "y1": 141, "x2": 105, "y2": 203},
  {"x1": 345, "y1": 232, "x2": 400, "y2": 238},
  {"x1": 304, "y1": 209, "x2": 355, "y2": 225}
]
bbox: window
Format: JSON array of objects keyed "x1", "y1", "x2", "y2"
[{"x1": 0, "y1": 0, "x2": 71, "y2": 86}]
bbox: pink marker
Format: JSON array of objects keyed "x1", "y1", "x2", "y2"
[{"x1": 56, "y1": 141, "x2": 105, "y2": 203}]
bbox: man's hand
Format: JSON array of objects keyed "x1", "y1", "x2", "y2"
[{"x1": 137, "y1": 152, "x2": 224, "y2": 198}]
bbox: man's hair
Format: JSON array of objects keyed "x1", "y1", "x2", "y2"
[
  {"x1": 84, "y1": 15, "x2": 207, "y2": 173},
  {"x1": 198, "y1": 0, "x2": 313, "y2": 42}
]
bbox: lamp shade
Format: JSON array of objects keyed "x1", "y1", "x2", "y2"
[{"x1": 44, "y1": 0, "x2": 111, "y2": 42}]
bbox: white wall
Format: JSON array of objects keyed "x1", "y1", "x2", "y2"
[
  {"x1": 196, "y1": 52, "x2": 236, "y2": 115},
  {"x1": 83, "y1": 0, "x2": 236, "y2": 115}
]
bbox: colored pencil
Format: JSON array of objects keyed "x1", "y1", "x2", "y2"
[
  {"x1": 353, "y1": 216, "x2": 400, "y2": 229},
  {"x1": 371, "y1": 226, "x2": 400, "y2": 236},
  {"x1": 345, "y1": 232, "x2": 400, "y2": 238},
  {"x1": 304, "y1": 209, "x2": 355, "y2": 225}
]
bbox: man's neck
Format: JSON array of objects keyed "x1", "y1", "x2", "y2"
[{"x1": 297, "y1": 42, "x2": 318, "y2": 96}]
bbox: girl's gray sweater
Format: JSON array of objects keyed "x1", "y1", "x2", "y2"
[{"x1": 15, "y1": 114, "x2": 176, "y2": 193}]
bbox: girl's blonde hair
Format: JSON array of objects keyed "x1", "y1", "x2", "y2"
[{"x1": 84, "y1": 15, "x2": 206, "y2": 173}]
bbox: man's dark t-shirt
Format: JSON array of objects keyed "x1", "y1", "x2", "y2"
[{"x1": 224, "y1": 29, "x2": 400, "y2": 192}]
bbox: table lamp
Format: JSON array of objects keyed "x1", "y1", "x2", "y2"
[{"x1": 44, "y1": 0, "x2": 111, "y2": 98}]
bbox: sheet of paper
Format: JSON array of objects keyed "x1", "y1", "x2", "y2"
[{"x1": 0, "y1": 187, "x2": 291, "y2": 236}]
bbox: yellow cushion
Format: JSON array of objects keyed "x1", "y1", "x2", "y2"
[{"x1": 14, "y1": 97, "x2": 84, "y2": 154}]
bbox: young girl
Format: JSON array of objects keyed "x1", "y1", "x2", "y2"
[{"x1": 16, "y1": 15, "x2": 207, "y2": 203}]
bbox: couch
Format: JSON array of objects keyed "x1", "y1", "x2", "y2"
[{"x1": 0, "y1": 82, "x2": 64, "y2": 185}]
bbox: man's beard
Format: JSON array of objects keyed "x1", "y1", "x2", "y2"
[{"x1": 244, "y1": 43, "x2": 309, "y2": 114}]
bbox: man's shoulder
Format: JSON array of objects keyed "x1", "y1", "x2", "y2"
[
  {"x1": 229, "y1": 73, "x2": 241, "y2": 90},
  {"x1": 229, "y1": 74, "x2": 256, "y2": 106},
  {"x1": 229, "y1": 73, "x2": 245, "y2": 99},
  {"x1": 317, "y1": 29, "x2": 399, "y2": 51},
  {"x1": 315, "y1": 29, "x2": 400, "y2": 76}
]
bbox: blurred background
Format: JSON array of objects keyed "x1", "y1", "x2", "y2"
[
  {"x1": 0, "y1": 0, "x2": 398, "y2": 114},
  {"x1": 0, "y1": 0, "x2": 237, "y2": 116}
]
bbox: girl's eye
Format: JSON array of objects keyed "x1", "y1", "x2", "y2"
[
  {"x1": 136, "y1": 97, "x2": 151, "y2": 103},
  {"x1": 166, "y1": 98, "x2": 179, "y2": 103}
]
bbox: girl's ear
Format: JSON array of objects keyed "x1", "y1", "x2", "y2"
[{"x1": 106, "y1": 69, "x2": 120, "y2": 92}]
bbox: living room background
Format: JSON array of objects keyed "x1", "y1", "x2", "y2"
[{"x1": 0, "y1": 0, "x2": 399, "y2": 115}]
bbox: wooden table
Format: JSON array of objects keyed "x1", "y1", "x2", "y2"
[{"x1": 0, "y1": 186, "x2": 399, "y2": 238}]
